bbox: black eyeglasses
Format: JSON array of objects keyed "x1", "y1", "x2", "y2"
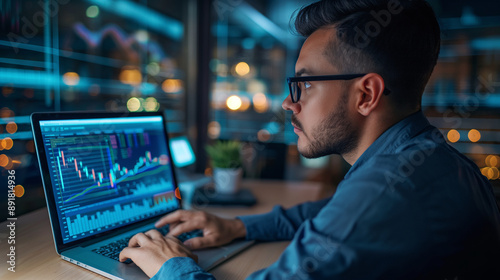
[{"x1": 286, "y1": 74, "x2": 390, "y2": 103}]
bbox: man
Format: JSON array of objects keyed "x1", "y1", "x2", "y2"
[{"x1": 120, "y1": 0, "x2": 500, "y2": 279}]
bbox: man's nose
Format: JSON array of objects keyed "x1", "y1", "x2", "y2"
[{"x1": 282, "y1": 95, "x2": 301, "y2": 114}]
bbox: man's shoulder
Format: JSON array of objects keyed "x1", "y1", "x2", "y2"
[{"x1": 349, "y1": 132, "x2": 484, "y2": 192}]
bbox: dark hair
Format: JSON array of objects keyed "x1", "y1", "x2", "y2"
[{"x1": 294, "y1": 0, "x2": 441, "y2": 107}]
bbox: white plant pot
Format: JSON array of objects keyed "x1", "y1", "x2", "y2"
[{"x1": 213, "y1": 167, "x2": 242, "y2": 194}]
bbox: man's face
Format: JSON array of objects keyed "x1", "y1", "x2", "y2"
[{"x1": 282, "y1": 28, "x2": 359, "y2": 158}]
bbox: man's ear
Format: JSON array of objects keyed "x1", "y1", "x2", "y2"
[{"x1": 353, "y1": 73, "x2": 386, "y2": 117}]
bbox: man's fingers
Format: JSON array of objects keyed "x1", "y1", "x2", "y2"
[
  {"x1": 165, "y1": 235, "x2": 183, "y2": 245},
  {"x1": 167, "y1": 222, "x2": 180, "y2": 233},
  {"x1": 155, "y1": 210, "x2": 187, "y2": 228},
  {"x1": 183, "y1": 236, "x2": 212, "y2": 250},
  {"x1": 119, "y1": 247, "x2": 137, "y2": 262},
  {"x1": 144, "y1": 229, "x2": 163, "y2": 240},
  {"x1": 167, "y1": 223, "x2": 200, "y2": 237},
  {"x1": 128, "y1": 232, "x2": 151, "y2": 247}
]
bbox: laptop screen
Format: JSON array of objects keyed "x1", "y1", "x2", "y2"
[{"x1": 38, "y1": 116, "x2": 180, "y2": 244}]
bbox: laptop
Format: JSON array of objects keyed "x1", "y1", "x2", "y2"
[{"x1": 31, "y1": 111, "x2": 253, "y2": 280}]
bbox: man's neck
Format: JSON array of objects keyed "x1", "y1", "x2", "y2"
[{"x1": 342, "y1": 109, "x2": 420, "y2": 166}]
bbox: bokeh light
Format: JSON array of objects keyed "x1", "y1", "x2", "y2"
[
  {"x1": 253, "y1": 93, "x2": 269, "y2": 113},
  {"x1": 491, "y1": 167, "x2": 500, "y2": 180},
  {"x1": 0, "y1": 107, "x2": 14, "y2": 118},
  {"x1": 482, "y1": 167, "x2": 500, "y2": 180},
  {"x1": 208, "y1": 121, "x2": 221, "y2": 139},
  {"x1": 490, "y1": 167, "x2": 500, "y2": 180},
  {"x1": 0, "y1": 154, "x2": 9, "y2": 167},
  {"x1": 468, "y1": 129, "x2": 481, "y2": 143},
  {"x1": 63, "y1": 72, "x2": 80, "y2": 86},
  {"x1": 127, "y1": 97, "x2": 142, "y2": 112},
  {"x1": 226, "y1": 95, "x2": 242, "y2": 111},
  {"x1": 486, "y1": 155, "x2": 498, "y2": 167},
  {"x1": 2, "y1": 86, "x2": 13, "y2": 97},
  {"x1": 86, "y1": 5, "x2": 99, "y2": 18},
  {"x1": 135, "y1": 30, "x2": 149, "y2": 43},
  {"x1": 119, "y1": 68, "x2": 142, "y2": 85},
  {"x1": 235, "y1": 62, "x2": 250, "y2": 76},
  {"x1": 162, "y1": 79, "x2": 183, "y2": 93},
  {"x1": 1, "y1": 138, "x2": 13, "y2": 150},
  {"x1": 447, "y1": 129, "x2": 460, "y2": 143},
  {"x1": 146, "y1": 62, "x2": 160, "y2": 76},
  {"x1": 4, "y1": 159, "x2": 13, "y2": 169},
  {"x1": 257, "y1": 129, "x2": 271, "y2": 142},
  {"x1": 144, "y1": 97, "x2": 160, "y2": 112},
  {"x1": 487, "y1": 167, "x2": 499, "y2": 180},
  {"x1": 481, "y1": 167, "x2": 489, "y2": 177},
  {"x1": 6, "y1": 122, "x2": 17, "y2": 134},
  {"x1": 247, "y1": 80, "x2": 266, "y2": 93},
  {"x1": 239, "y1": 96, "x2": 251, "y2": 111},
  {"x1": 15, "y1": 185, "x2": 25, "y2": 198}
]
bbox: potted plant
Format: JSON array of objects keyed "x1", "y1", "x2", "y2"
[{"x1": 205, "y1": 140, "x2": 243, "y2": 194}]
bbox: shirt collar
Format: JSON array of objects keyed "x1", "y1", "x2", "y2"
[{"x1": 344, "y1": 110, "x2": 431, "y2": 179}]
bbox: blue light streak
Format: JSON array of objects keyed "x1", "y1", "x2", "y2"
[
  {"x1": 0, "y1": 67, "x2": 163, "y2": 94},
  {"x1": 0, "y1": 39, "x2": 127, "y2": 68},
  {"x1": 232, "y1": 2, "x2": 289, "y2": 46},
  {"x1": 85, "y1": 0, "x2": 183, "y2": 41},
  {"x1": 0, "y1": 58, "x2": 49, "y2": 68},
  {"x1": 472, "y1": 37, "x2": 500, "y2": 50},
  {"x1": 0, "y1": 68, "x2": 59, "y2": 89}
]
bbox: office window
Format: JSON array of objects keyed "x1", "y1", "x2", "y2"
[
  {"x1": 0, "y1": 0, "x2": 192, "y2": 220},
  {"x1": 424, "y1": 1, "x2": 500, "y2": 187}
]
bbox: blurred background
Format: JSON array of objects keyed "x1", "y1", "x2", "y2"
[{"x1": 1, "y1": 0, "x2": 499, "y2": 221}]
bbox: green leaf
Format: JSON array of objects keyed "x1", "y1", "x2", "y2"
[{"x1": 205, "y1": 140, "x2": 242, "y2": 168}]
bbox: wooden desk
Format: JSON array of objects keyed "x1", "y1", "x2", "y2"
[{"x1": 0, "y1": 180, "x2": 323, "y2": 280}]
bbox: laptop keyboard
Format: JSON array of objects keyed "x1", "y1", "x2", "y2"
[{"x1": 92, "y1": 226, "x2": 203, "y2": 263}]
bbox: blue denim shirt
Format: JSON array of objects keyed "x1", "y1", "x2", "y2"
[{"x1": 152, "y1": 111, "x2": 500, "y2": 279}]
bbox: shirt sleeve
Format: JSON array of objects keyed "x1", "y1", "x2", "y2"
[
  {"x1": 237, "y1": 197, "x2": 331, "y2": 241},
  {"x1": 150, "y1": 257, "x2": 215, "y2": 280}
]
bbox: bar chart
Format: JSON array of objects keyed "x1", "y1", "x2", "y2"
[{"x1": 65, "y1": 195, "x2": 177, "y2": 237}]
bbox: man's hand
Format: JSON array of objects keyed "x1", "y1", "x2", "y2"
[
  {"x1": 155, "y1": 210, "x2": 247, "y2": 250},
  {"x1": 119, "y1": 229, "x2": 198, "y2": 278}
]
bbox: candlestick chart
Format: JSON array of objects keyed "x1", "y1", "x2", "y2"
[{"x1": 48, "y1": 133, "x2": 172, "y2": 203}]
